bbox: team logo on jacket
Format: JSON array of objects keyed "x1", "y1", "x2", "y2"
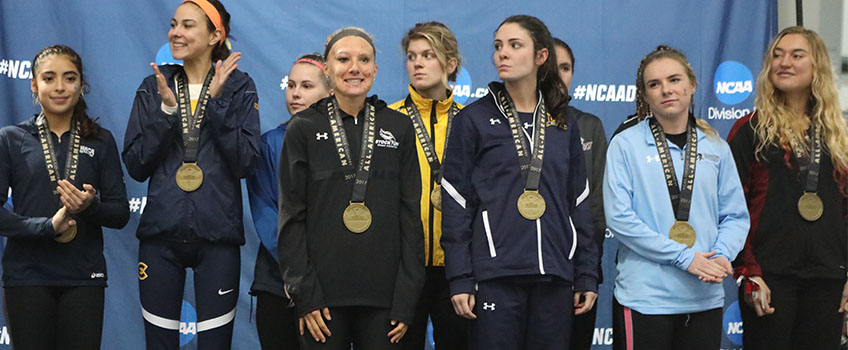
[
  {"x1": 376, "y1": 128, "x2": 399, "y2": 149},
  {"x1": 80, "y1": 145, "x2": 95, "y2": 158},
  {"x1": 581, "y1": 137, "x2": 593, "y2": 151},
  {"x1": 138, "y1": 262, "x2": 148, "y2": 280}
]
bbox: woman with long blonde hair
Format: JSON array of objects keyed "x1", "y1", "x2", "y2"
[{"x1": 727, "y1": 26, "x2": 848, "y2": 350}]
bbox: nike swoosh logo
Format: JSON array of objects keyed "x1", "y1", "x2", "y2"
[{"x1": 218, "y1": 289, "x2": 234, "y2": 295}]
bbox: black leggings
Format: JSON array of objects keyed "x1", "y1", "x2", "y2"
[
  {"x1": 3, "y1": 286, "x2": 104, "y2": 350},
  {"x1": 739, "y1": 272, "x2": 844, "y2": 350},
  {"x1": 255, "y1": 291, "x2": 300, "y2": 349},
  {"x1": 612, "y1": 297, "x2": 721, "y2": 350}
]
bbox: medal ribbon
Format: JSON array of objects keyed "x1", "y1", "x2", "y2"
[
  {"x1": 497, "y1": 89, "x2": 547, "y2": 191},
  {"x1": 177, "y1": 68, "x2": 215, "y2": 163},
  {"x1": 327, "y1": 98, "x2": 377, "y2": 203},
  {"x1": 802, "y1": 124, "x2": 822, "y2": 193},
  {"x1": 649, "y1": 117, "x2": 698, "y2": 222},
  {"x1": 37, "y1": 114, "x2": 82, "y2": 195},
  {"x1": 403, "y1": 96, "x2": 459, "y2": 184}
]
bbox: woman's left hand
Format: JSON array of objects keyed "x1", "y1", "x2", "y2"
[
  {"x1": 57, "y1": 179, "x2": 97, "y2": 214},
  {"x1": 208, "y1": 52, "x2": 242, "y2": 99},
  {"x1": 574, "y1": 291, "x2": 598, "y2": 315},
  {"x1": 838, "y1": 281, "x2": 848, "y2": 313},
  {"x1": 387, "y1": 320, "x2": 408, "y2": 344}
]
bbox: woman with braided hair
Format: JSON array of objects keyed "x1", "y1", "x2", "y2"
[
  {"x1": 603, "y1": 45, "x2": 749, "y2": 350},
  {"x1": 727, "y1": 26, "x2": 848, "y2": 350},
  {"x1": 0, "y1": 44, "x2": 129, "y2": 349}
]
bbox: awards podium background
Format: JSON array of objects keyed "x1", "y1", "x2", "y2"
[{"x1": 0, "y1": 1, "x2": 775, "y2": 348}]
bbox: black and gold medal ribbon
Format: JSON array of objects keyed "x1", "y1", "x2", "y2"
[
  {"x1": 648, "y1": 117, "x2": 698, "y2": 247},
  {"x1": 797, "y1": 124, "x2": 823, "y2": 221},
  {"x1": 175, "y1": 68, "x2": 214, "y2": 192},
  {"x1": 37, "y1": 113, "x2": 81, "y2": 243},
  {"x1": 328, "y1": 98, "x2": 377, "y2": 233},
  {"x1": 403, "y1": 96, "x2": 459, "y2": 210},
  {"x1": 496, "y1": 87, "x2": 548, "y2": 220}
]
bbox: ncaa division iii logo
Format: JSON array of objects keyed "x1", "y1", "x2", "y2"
[{"x1": 482, "y1": 302, "x2": 496, "y2": 311}]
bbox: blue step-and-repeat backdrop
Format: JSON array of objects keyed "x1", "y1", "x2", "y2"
[{"x1": 0, "y1": 1, "x2": 775, "y2": 348}]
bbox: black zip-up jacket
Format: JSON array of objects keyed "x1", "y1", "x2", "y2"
[
  {"x1": 0, "y1": 117, "x2": 129, "y2": 286},
  {"x1": 277, "y1": 96, "x2": 424, "y2": 324},
  {"x1": 123, "y1": 65, "x2": 261, "y2": 244},
  {"x1": 571, "y1": 106, "x2": 608, "y2": 283}
]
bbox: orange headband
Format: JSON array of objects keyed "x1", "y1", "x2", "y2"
[{"x1": 182, "y1": 0, "x2": 226, "y2": 45}]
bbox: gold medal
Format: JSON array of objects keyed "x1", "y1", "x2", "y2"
[
  {"x1": 55, "y1": 225, "x2": 78, "y2": 244},
  {"x1": 797, "y1": 192, "x2": 823, "y2": 221},
  {"x1": 517, "y1": 190, "x2": 546, "y2": 220},
  {"x1": 176, "y1": 163, "x2": 204, "y2": 192},
  {"x1": 343, "y1": 202, "x2": 372, "y2": 233},
  {"x1": 431, "y1": 184, "x2": 442, "y2": 211},
  {"x1": 669, "y1": 221, "x2": 696, "y2": 248}
]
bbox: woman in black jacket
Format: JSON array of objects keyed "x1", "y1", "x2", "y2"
[{"x1": 277, "y1": 26, "x2": 424, "y2": 349}]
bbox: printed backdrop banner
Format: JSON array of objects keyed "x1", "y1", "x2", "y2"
[{"x1": 0, "y1": 1, "x2": 775, "y2": 348}]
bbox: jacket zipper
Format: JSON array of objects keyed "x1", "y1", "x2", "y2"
[{"x1": 427, "y1": 101, "x2": 437, "y2": 266}]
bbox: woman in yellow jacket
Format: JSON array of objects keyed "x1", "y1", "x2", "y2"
[{"x1": 389, "y1": 21, "x2": 468, "y2": 350}]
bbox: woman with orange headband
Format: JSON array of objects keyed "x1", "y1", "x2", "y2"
[{"x1": 122, "y1": 0, "x2": 261, "y2": 349}]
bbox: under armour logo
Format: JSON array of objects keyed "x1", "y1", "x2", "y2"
[
  {"x1": 482, "y1": 302, "x2": 496, "y2": 311},
  {"x1": 646, "y1": 155, "x2": 660, "y2": 163},
  {"x1": 523, "y1": 122, "x2": 533, "y2": 129},
  {"x1": 316, "y1": 132, "x2": 328, "y2": 140},
  {"x1": 490, "y1": 118, "x2": 502, "y2": 125}
]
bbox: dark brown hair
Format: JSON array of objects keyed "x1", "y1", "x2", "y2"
[
  {"x1": 497, "y1": 15, "x2": 570, "y2": 124},
  {"x1": 32, "y1": 45, "x2": 100, "y2": 138}
]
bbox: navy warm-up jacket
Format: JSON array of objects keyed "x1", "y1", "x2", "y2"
[
  {"x1": 123, "y1": 65, "x2": 261, "y2": 245},
  {"x1": 440, "y1": 82, "x2": 599, "y2": 296}
]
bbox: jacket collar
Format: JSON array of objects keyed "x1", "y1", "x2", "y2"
[
  {"x1": 406, "y1": 84, "x2": 457, "y2": 116},
  {"x1": 642, "y1": 115, "x2": 706, "y2": 147}
]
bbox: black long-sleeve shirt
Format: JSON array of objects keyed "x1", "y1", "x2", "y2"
[
  {"x1": 277, "y1": 96, "x2": 424, "y2": 324},
  {"x1": 0, "y1": 117, "x2": 129, "y2": 286}
]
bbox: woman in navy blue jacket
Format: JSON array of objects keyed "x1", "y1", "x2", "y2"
[
  {"x1": 440, "y1": 15, "x2": 599, "y2": 350},
  {"x1": 122, "y1": 0, "x2": 261, "y2": 348},
  {"x1": 0, "y1": 45, "x2": 129, "y2": 350}
]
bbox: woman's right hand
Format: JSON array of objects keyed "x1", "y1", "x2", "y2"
[
  {"x1": 298, "y1": 307, "x2": 332, "y2": 343},
  {"x1": 51, "y1": 206, "x2": 76, "y2": 234},
  {"x1": 151, "y1": 63, "x2": 176, "y2": 108},
  {"x1": 686, "y1": 251, "x2": 728, "y2": 283},
  {"x1": 450, "y1": 293, "x2": 477, "y2": 319},
  {"x1": 743, "y1": 276, "x2": 775, "y2": 316}
]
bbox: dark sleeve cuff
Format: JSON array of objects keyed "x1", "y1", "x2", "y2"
[
  {"x1": 449, "y1": 277, "x2": 476, "y2": 297},
  {"x1": 574, "y1": 276, "x2": 599, "y2": 293}
]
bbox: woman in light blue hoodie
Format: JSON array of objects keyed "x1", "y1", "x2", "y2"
[{"x1": 603, "y1": 45, "x2": 749, "y2": 350}]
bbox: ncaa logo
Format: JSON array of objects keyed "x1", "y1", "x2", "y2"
[
  {"x1": 449, "y1": 67, "x2": 473, "y2": 104},
  {"x1": 155, "y1": 39, "x2": 233, "y2": 66},
  {"x1": 722, "y1": 301, "x2": 743, "y2": 345},
  {"x1": 155, "y1": 44, "x2": 183, "y2": 66},
  {"x1": 713, "y1": 61, "x2": 753, "y2": 105},
  {"x1": 179, "y1": 300, "x2": 198, "y2": 346}
]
